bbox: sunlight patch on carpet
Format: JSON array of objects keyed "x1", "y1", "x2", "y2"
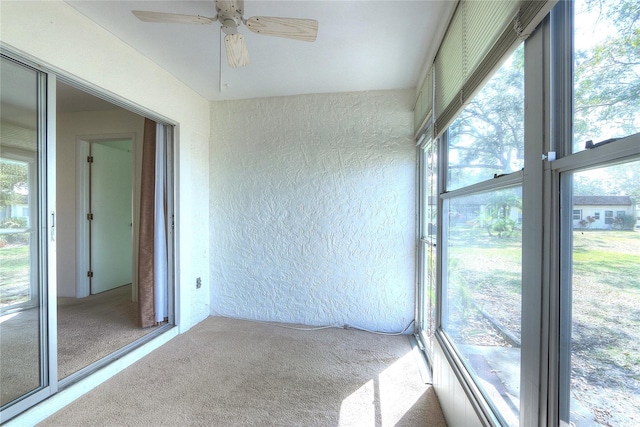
[
  {"x1": 339, "y1": 350, "x2": 427, "y2": 426},
  {"x1": 339, "y1": 379, "x2": 375, "y2": 426}
]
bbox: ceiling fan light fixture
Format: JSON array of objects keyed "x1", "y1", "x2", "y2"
[{"x1": 221, "y1": 18, "x2": 239, "y2": 35}]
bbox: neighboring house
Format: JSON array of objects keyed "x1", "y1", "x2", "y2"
[{"x1": 572, "y1": 196, "x2": 635, "y2": 229}]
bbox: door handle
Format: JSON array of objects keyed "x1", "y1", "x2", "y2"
[{"x1": 51, "y1": 211, "x2": 56, "y2": 241}]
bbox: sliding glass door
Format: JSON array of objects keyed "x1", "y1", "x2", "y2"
[
  {"x1": 1, "y1": 50, "x2": 177, "y2": 423},
  {"x1": 0, "y1": 55, "x2": 56, "y2": 421}
]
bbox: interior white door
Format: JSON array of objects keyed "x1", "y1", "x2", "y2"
[{"x1": 90, "y1": 141, "x2": 132, "y2": 294}]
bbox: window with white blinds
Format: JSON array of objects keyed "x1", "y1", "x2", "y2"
[{"x1": 413, "y1": 0, "x2": 557, "y2": 139}]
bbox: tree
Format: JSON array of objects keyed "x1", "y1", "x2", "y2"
[
  {"x1": 447, "y1": 45, "x2": 525, "y2": 189},
  {"x1": 573, "y1": 0, "x2": 640, "y2": 147},
  {"x1": 573, "y1": 162, "x2": 640, "y2": 202},
  {"x1": 481, "y1": 190, "x2": 522, "y2": 238}
]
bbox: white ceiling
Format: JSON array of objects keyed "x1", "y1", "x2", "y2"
[{"x1": 64, "y1": 0, "x2": 456, "y2": 102}]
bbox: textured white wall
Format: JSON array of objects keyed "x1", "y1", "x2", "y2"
[{"x1": 210, "y1": 90, "x2": 415, "y2": 332}]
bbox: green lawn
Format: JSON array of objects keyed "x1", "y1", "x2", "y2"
[
  {"x1": 573, "y1": 231, "x2": 640, "y2": 289},
  {"x1": 571, "y1": 231, "x2": 640, "y2": 387},
  {"x1": 444, "y1": 226, "x2": 640, "y2": 422},
  {"x1": 445, "y1": 226, "x2": 523, "y2": 343}
]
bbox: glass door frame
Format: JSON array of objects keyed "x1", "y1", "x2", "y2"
[
  {"x1": 0, "y1": 55, "x2": 58, "y2": 423},
  {"x1": 1, "y1": 46, "x2": 179, "y2": 423}
]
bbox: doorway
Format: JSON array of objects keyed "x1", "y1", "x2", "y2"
[
  {"x1": 56, "y1": 80, "x2": 173, "y2": 383},
  {"x1": 78, "y1": 138, "x2": 134, "y2": 296}
]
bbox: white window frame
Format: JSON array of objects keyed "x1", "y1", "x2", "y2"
[
  {"x1": 552, "y1": 134, "x2": 640, "y2": 425},
  {"x1": 436, "y1": 39, "x2": 528, "y2": 421}
]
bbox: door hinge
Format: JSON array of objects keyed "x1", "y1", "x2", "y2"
[
  {"x1": 87, "y1": 271, "x2": 94, "y2": 278},
  {"x1": 87, "y1": 213, "x2": 93, "y2": 220},
  {"x1": 87, "y1": 156, "x2": 94, "y2": 163}
]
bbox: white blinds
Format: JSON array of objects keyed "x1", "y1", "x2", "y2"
[
  {"x1": 433, "y1": 10, "x2": 464, "y2": 134},
  {"x1": 413, "y1": 0, "x2": 557, "y2": 138}
]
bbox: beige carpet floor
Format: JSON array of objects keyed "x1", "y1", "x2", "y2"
[
  {"x1": 57, "y1": 284, "x2": 160, "y2": 379},
  {"x1": 39, "y1": 316, "x2": 448, "y2": 427},
  {"x1": 1, "y1": 285, "x2": 159, "y2": 405},
  {"x1": 0, "y1": 305, "x2": 41, "y2": 405}
]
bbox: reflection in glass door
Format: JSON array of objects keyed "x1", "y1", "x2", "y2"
[{"x1": 0, "y1": 55, "x2": 53, "y2": 420}]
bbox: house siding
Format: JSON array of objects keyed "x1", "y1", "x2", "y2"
[{"x1": 572, "y1": 196, "x2": 634, "y2": 229}]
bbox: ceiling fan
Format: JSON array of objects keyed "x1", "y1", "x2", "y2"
[{"x1": 132, "y1": 0, "x2": 318, "y2": 68}]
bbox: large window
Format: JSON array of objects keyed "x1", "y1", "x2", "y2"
[
  {"x1": 441, "y1": 45, "x2": 524, "y2": 426},
  {"x1": 443, "y1": 187, "x2": 522, "y2": 425},
  {"x1": 556, "y1": 1, "x2": 640, "y2": 425},
  {"x1": 415, "y1": 0, "x2": 639, "y2": 426}
]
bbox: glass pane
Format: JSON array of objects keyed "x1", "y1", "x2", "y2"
[
  {"x1": 563, "y1": 160, "x2": 640, "y2": 426},
  {"x1": 443, "y1": 187, "x2": 522, "y2": 426},
  {"x1": 446, "y1": 44, "x2": 524, "y2": 191},
  {"x1": 419, "y1": 141, "x2": 438, "y2": 355},
  {"x1": 0, "y1": 57, "x2": 44, "y2": 406},
  {"x1": 573, "y1": 0, "x2": 640, "y2": 152},
  {"x1": 426, "y1": 141, "x2": 438, "y2": 345},
  {"x1": 419, "y1": 147, "x2": 430, "y2": 243}
]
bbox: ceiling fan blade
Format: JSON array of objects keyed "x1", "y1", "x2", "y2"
[
  {"x1": 224, "y1": 33, "x2": 250, "y2": 68},
  {"x1": 245, "y1": 17, "x2": 318, "y2": 42},
  {"x1": 132, "y1": 10, "x2": 214, "y2": 25}
]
